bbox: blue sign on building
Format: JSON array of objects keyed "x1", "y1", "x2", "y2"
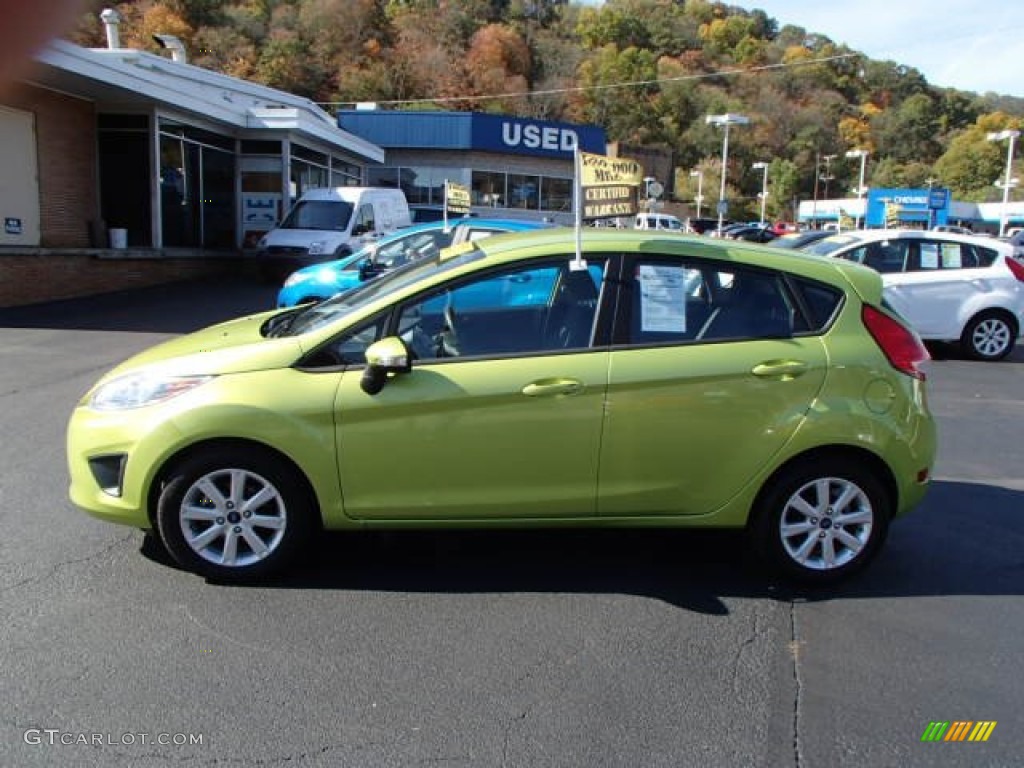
[
  {"x1": 468, "y1": 113, "x2": 605, "y2": 159},
  {"x1": 866, "y1": 187, "x2": 951, "y2": 228},
  {"x1": 338, "y1": 110, "x2": 606, "y2": 161}
]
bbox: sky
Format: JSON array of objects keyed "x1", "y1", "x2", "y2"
[{"x1": 748, "y1": 1, "x2": 1023, "y2": 96}]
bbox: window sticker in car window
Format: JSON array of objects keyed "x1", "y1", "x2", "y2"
[
  {"x1": 637, "y1": 264, "x2": 689, "y2": 332},
  {"x1": 940, "y1": 243, "x2": 963, "y2": 268},
  {"x1": 919, "y1": 243, "x2": 939, "y2": 270}
]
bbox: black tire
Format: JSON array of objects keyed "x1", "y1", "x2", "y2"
[
  {"x1": 750, "y1": 458, "x2": 891, "y2": 585},
  {"x1": 960, "y1": 310, "x2": 1017, "y2": 361},
  {"x1": 156, "y1": 446, "x2": 315, "y2": 583}
]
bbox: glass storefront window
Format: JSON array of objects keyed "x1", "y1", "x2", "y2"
[
  {"x1": 401, "y1": 166, "x2": 443, "y2": 205},
  {"x1": 508, "y1": 174, "x2": 540, "y2": 209},
  {"x1": 367, "y1": 167, "x2": 400, "y2": 188},
  {"x1": 331, "y1": 157, "x2": 361, "y2": 187},
  {"x1": 472, "y1": 171, "x2": 506, "y2": 208},
  {"x1": 290, "y1": 158, "x2": 329, "y2": 207},
  {"x1": 240, "y1": 156, "x2": 283, "y2": 248},
  {"x1": 541, "y1": 177, "x2": 572, "y2": 212}
]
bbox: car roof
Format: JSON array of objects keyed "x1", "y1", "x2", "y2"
[
  {"x1": 808, "y1": 228, "x2": 1015, "y2": 254},
  {"x1": 447, "y1": 227, "x2": 876, "y2": 285},
  {"x1": 462, "y1": 218, "x2": 551, "y2": 230}
]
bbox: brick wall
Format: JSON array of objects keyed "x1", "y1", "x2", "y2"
[
  {"x1": 0, "y1": 252, "x2": 254, "y2": 308},
  {"x1": 4, "y1": 84, "x2": 98, "y2": 247}
]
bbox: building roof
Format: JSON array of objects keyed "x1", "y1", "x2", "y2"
[{"x1": 29, "y1": 40, "x2": 383, "y2": 162}]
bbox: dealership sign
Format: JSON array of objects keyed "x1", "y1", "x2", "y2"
[
  {"x1": 471, "y1": 114, "x2": 605, "y2": 159},
  {"x1": 577, "y1": 151, "x2": 643, "y2": 220}
]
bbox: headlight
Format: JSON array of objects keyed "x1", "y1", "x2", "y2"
[
  {"x1": 89, "y1": 373, "x2": 215, "y2": 411},
  {"x1": 308, "y1": 240, "x2": 328, "y2": 255}
]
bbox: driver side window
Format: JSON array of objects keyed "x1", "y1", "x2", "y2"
[{"x1": 394, "y1": 260, "x2": 604, "y2": 361}]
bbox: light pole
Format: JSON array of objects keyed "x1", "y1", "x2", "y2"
[
  {"x1": 845, "y1": 149, "x2": 869, "y2": 229},
  {"x1": 820, "y1": 154, "x2": 837, "y2": 198},
  {"x1": 689, "y1": 169, "x2": 704, "y2": 218},
  {"x1": 987, "y1": 129, "x2": 1019, "y2": 237},
  {"x1": 752, "y1": 161, "x2": 769, "y2": 225},
  {"x1": 706, "y1": 113, "x2": 750, "y2": 234}
]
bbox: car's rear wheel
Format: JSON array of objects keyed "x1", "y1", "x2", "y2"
[
  {"x1": 156, "y1": 447, "x2": 314, "y2": 582},
  {"x1": 961, "y1": 310, "x2": 1016, "y2": 361},
  {"x1": 751, "y1": 459, "x2": 890, "y2": 584}
]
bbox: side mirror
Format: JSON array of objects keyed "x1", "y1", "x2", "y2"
[
  {"x1": 358, "y1": 259, "x2": 387, "y2": 282},
  {"x1": 360, "y1": 337, "x2": 412, "y2": 395}
]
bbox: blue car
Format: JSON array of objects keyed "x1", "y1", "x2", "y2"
[{"x1": 277, "y1": 219, "x2": 549, "y2": 308}]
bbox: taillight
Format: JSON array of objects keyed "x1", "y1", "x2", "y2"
[
  {"x1": 1005, "y1": 256, "x2": 1024, "y2": 282},
  {"x1": 861, "y1": 305, "x2": 930, "y2": 380}
]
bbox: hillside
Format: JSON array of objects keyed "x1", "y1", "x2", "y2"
[{"x1": 65, "y1": 0, "x2": 1023, "y2": 221}]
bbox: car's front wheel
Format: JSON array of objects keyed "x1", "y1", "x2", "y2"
[
  {"x1": 156, "y1": 446, "x2": 315, "y2": 582},
  {"x1": 751, "y1": 459, "x2": 890, "y2": 584},
  {"x1": 961, "y1": 310, "x2": 1017, "y2": 361}
]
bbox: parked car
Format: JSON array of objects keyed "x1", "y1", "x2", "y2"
[
  {"x1": 1001, "y1": 228, "x2": 1024, "y2": 258},
  {"x1": 709, "y1": 222, "x2": 758, "y2": 238},
  {"x1": 771, "y1": 221, "x2": 800, "y2": 235},
  {"x1": 686, "y1": 217, "x2": 728, "y2": 235},
  {"x1": 256, "y1": 187, "x2": 412, "y2": 278},
  {"x1": 276, "y1": 218, "x2": 548, "y2": 308},
  {"x1": 68, "y1": 229, "x2": 935, "y2": 585},
  {"x1": 634, "y1": 212, "x2": 685, "y2": 232},
  {"x1": 768, "y1": 230, "x2": 833, "y2": 250},
  {"x1": 801, "y1": 229, "x2": 1024, "y2": 360},
  {"x1": 722, "y1": 224, "x2": 777, "y2": 243}
]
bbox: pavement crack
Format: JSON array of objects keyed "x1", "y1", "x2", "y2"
[
  {"x1": 789, "y1": 600, "x2": 805, "y2": 768},
  {"x1": 0, "y1": 531, "x2": 134, "y2": 594}
]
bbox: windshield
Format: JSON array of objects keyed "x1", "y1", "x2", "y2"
[
  {"x1": 341, "y1": 229, "x2": 454, "y2": 271},
  {"x1": 280, "y1": 200, "x2": 354, "y2": 231},
  {"x1": 801, "y1": 234, "x2": 862, "y2": 257},
  {"x1": 274, "y1": 248, "x2": 488, "y2": 337}
]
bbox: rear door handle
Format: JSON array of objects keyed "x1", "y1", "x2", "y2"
[
  {"x1": 522, "y1": 378, "x2": 584, "y2": 397},
  {"x1": 751, "y1": 360, "x2": 808, "y2": 379}
]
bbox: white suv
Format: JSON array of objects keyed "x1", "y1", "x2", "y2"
[{"x1": 801, "y1": 229, "x2": 1024, "y2": 360}]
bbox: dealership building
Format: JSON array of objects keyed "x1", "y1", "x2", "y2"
[
  {"x1": 799, "y1": 188, "x2": 1023, "y2": 233},
  {"x1": 337, "y1": 109, "x2": 606, "y2": 225},
  {"x1": 0, "y1": 16, "x2": 610, "y2": 307}
]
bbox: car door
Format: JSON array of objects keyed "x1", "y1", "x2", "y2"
[
  {"x1": 333, "y1": 257, "x2": 611, "y2": 520},
  {"x1": 882, "y1": 238, "x2": 977, "y2": 337},
  {"x1": 597, "y1": 256, "x2": 830, "y2": 517}
]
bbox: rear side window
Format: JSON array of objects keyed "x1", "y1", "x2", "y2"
[
  {"x1": 790, "y1": 278, "x2": 843, "y2": 331},
  {"x1": 975, "y1": 246, "x2": 998, "y2": 268},
  {"x1": 626, "y1": 261, "x2": 797, "y2": 344}
]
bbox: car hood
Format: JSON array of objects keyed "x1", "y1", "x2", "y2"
[
  {"x1": 264, "y1": 229, "x2": 348, "y2": 247},
  {"x1": 98, "y1": 310, "x2": 305, "y2": 382}
]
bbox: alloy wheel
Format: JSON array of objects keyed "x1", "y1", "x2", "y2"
[{"x1": 778, "y1": 477, "x2": 874, "y2": 571}]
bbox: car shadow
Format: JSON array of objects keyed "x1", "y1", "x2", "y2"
[
  {"x1": 137, "y1": 480, "x2": 1024, "y2": 613},
  {"x1": 926, "y1": 340, "x2": 1024, "y2": 363},
  {"x1": 0, "y1": 275, "x2": 278, "y2": 334}
]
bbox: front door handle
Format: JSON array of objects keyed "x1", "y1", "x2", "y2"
[
  {"x1": 751, "y1": 360, "x2": 808, "y2": 380},
  {"x1": 522, "y1": 378, "x2": 584, "y2": 397}
]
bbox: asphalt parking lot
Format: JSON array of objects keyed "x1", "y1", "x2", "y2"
[{"x1": 1, "y1": 275, "x2": 1022, "y2": 767}]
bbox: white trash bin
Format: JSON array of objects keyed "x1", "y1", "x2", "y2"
[{"x1": 109, "y1": 228, "x2": 127, "y2": 249}]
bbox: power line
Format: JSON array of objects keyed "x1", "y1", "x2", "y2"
[{"x1": 315, "y1": 52, "x2": 859, "y2": 108}]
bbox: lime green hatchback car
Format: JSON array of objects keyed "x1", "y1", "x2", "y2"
[{"x1": 67, "y1": 229, "x2": 936, "y2": 584}]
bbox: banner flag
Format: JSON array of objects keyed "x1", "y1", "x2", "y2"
[
  {"x1": 444, "y1": 181, "x2": 471, "y2": 229},
  {"x1": 577, "y1": 151, "x2": 644, "y2": 221}
]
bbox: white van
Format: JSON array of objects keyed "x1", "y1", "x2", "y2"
[
  {"x1": 634, "y1": 212, "x2": 685, "y2": 233},
  {"x1": 257, "y1": 187, "x2": 411, "y2": 272}
]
